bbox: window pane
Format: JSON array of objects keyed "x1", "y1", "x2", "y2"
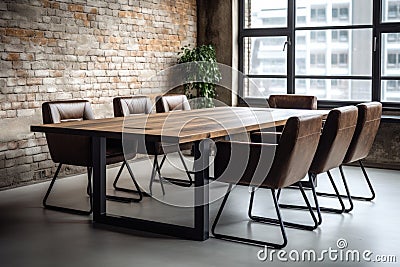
[
  {"x1": 382, "y1": 0, "x2": 400, "y2": 22},
  {"x1": 296, "y1": 0, "x2": 372, "y2": 27},
  {"x1": 245, "y1": 0, "x2": 287, "y2": 28},
  {"x1": 244, "y1": 78, "x2": 287, "y2": 98},
  {"x1": 331, "y1": 54, "x2": 338, "y2": 65},
  {"x1": 382, "y1": 80, "x2": 400, "y2": 102},
  {"x1": 382, "y1": 33, "x2": 400, "y2": 76},
  {"x1": 296, "y1": 55, "x2": 306, "y2": 74},
  {"x1": 296, "y1": 79, "x2": 371, "y2": 101},
  {"x1": 387, "y1": 33, "x2": 399, "y2": 42},
  {"x1": 295, "y1": 29, "x2": 372, "y2": 76},
  {"x1": 244, "y1": 37, "x2": 287, "y2": 75},
  {"x1": 296, "y1": 35, "x2": 306, "y2": 44}
]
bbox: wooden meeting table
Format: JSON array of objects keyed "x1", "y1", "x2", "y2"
[{"x1": 31, "y1": 107, "x2": 328, "y2": 241}]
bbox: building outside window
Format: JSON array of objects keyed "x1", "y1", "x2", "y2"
[
  {"x1": 388, "y1": 1, "x2": 400, "y2": 18},
  {"x1": 311, "y1": 6, "x2": 327, "y2": 22},
  {"x1": 332, "y1": 5, "x2": 350, "y2": 21},
  {"x1": 332, "y1": 30, "x2": 349, "y2": 42},
  {"x1": 311, "y1": 31, "x2": 327, "y2": 42}
]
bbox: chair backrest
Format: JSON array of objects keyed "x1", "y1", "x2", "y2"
[
  {"x1": 155, "y1": 95, "x2": 191, "y2": 113},
  {"x1": 309, "y1": 106, "x2": 358, "y2": 174},
  {"x1": 215, "y1": 115, "x2": 323, "y2": 189},
  {"x1": 268, "y1": 94, "x2": 317, "y2": 110},
  {"x1": 343, "y1": 102, "x2": 382, "y2": 164},
  {"x1": 43, "y1": 100, "x2": 95, "y2": 123},
  {"x1": 113, "y1": 96, "x2": 153, "y2": 117},
  {"x1": 42, "y1": 100, "x2": 94, "y2": 166}
]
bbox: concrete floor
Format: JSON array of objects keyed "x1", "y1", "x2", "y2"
[{"x1": 0, "y1": 154, "x2": 399, "y2": 267}]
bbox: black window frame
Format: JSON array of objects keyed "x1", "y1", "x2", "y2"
[{"x1": 238, "y1": 0, "x2": 400, "y2": 110}]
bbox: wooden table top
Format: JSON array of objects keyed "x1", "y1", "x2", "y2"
[{"x1": 31, "y1": 107, "x2": 328, "y2": 143}]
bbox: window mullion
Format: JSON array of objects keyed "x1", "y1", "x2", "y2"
[
  {"x1": 372, "y1": 0, "x2": 381, "y2": 102},
  {"x1": 288, "y1": 0, "x2": 295, "y2": 94}
]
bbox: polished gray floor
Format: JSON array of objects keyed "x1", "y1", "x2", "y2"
[{"x1": 1, "y1": 154, "x2": 399, "y2": 267}]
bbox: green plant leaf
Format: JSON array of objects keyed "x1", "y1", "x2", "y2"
[{"x1": 177, "y1": 44, "x2": 221, "y2": 105}]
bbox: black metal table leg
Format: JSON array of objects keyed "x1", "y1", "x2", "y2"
[
  {"x1": 92, "y1": 136, "x2": 107, "y2": 221},
  {"x1": 91, "y1": 137, "x2": 210, "y2": 241},
  {"x1": 193, "y1": 140, "x2": 210, "y2": 241}
]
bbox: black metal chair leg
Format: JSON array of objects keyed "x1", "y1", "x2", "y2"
[
  {"x1": 317, "y1": 166, "x2": 354, "y2": 212},
  {"x1": 155, "y1": 155, "x2": 166, "y2": 195},
  {"x1": 106, "y1": 160, "x2": 143, "y2": 203},
  {"x1": 149, "y1": 155, "x2": 165, "y2": 195},
  {"x1": 125, "y1": 161, "x2": 143, "y2": 201},
  {"x1": 178, "y1": 150, "x2": 194, "y2": 183},
  {"x1": 279, "y1": 170, "x2": 345, "y2": 215},
  {"x1": 298, "y1": 183, "x2": 318, "y2": 228},
  {"x1": 112, "y1": 161, "x2": 126, "y2": 190},
  {"x1": 249, "y1": 184, "x2": 319, "y2": 231},
  {"x1": 149, "y1": 156, "x2": 157, "y2": 195},
  {"x1": 87, "y1": 167, "x2": 93, "y2": 212},
  {"x1": 316, "y1": 161, "x2": 375, "y2": 201},
  {"x1": 43, "y1": 164, "x2": 93, "y2": 215},
  {"x1": 322, "y1": 171, "x2": 346, "y2": 213},
  {"x1": 276, "y1": 188, "x2": 282, "y2": 200},
  {"x1": 159, "y1": 152, "x2": 193, "y2": 187},
  {"x1": 339, "y1": 166, "x2": 354, "y2": 212},
  {"x1": 278, "y1": 174, "x2": 322, "y2": 225},
  {"x1": 212, "y1": 184, "x2": 288, "y2": 248},
  {"x1": 358, "y1": 160, "x2": 376, "y2": 201},
  {"x1": 111, "y1": 161, "x2": 150, "y2": 198},
  {"x1": 159, "y1": 154, "x2": 167, "y2": 169},
  {"x1": 87, "y1": 167, "x2": 92, "y2": 196},
  {"x1": 309, "y1": 173, "x2": 322, "y2": 225},
  {"x1": 178, "y1": 150, "x2": 193, "y2": 186}
]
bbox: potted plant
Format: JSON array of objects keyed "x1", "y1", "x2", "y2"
[{"x1": 177, "y1": 44, "x2": 222, "y2": 108}]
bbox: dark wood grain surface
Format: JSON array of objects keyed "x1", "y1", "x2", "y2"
[{"x1": 31, "y1": 107, "x2": 328, "y2": 143}]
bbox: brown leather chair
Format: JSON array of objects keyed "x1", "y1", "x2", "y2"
[
  {"x1": 279, "y1": 106, "x2": 358, "y2": 217},
  {"x1": 268, "y1": 94, "x2": 318, "y2": 110},
  {"x1": 155, "y1": 94, "x2": 191, "y2": 113},
  {"x1": 251, "y1": 94, "x2": 317, "y2": 143},
  {"x1": 42, "y1": 100, "x2": 143, "y2": 215},
  {"x1": 318, "y1": 102, "x2": 382, "y2": 202},
  {"x1": 113, "y1": 96, "x2": 193, "y2": 195},
  {"x1": 212, "y1": 115, "x2": 323, "y2": 248}
]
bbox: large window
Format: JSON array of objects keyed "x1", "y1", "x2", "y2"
[{"x1": 239, "y1": 0, "x2": 400, "y2": 106}]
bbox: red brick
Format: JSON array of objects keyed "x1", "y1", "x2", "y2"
[
  {"x1": 50, "y1": 2, "x2": 60, "y2": 9},
  {"x1": 5, "y1": 28, "x2": 26, "y2": 37},
  {"x1": 87, "y1": 14, "x2": 96, "y2": 21},
  {"x1": 7, "y1": 53, "x2": 20, "y2": 61},
  {"x1": 30, "y1": 38, "x2": 48, "y2": 45},
  {"x1": 16, "y1": 70, "x2": 29, "y2": 77},
  {"x1": 26, "y1": 94, "x2": 35, "y2": 101},
  {"x1": 118, "y1": 11, "x2": 129, "y2": 17},
  {"x1": 27, "y1": 78, "x2": 42, "y2": 85},
  {"x1": 34, "y1": 31, "x2": 44, "y2": 38},
  {"x1": 41, "y1": 0, "x2": 50, "y2": 8},
  {"x1": 74, "y1": 12, "x2": 87, "y2": 21},
  {"x1": 7, "y1": 141, "x2": 18, "y2": 150},
  {"x1": 51, "y1": 71, "x2": 63, "y2": 77},
  {"x1": 68, "y1": 4, "x2": 84, "y2": 12}
]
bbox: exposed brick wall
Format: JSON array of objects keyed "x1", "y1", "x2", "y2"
[{"x1": 0, "y1": 0, "x2": 197, "y2": 188}]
